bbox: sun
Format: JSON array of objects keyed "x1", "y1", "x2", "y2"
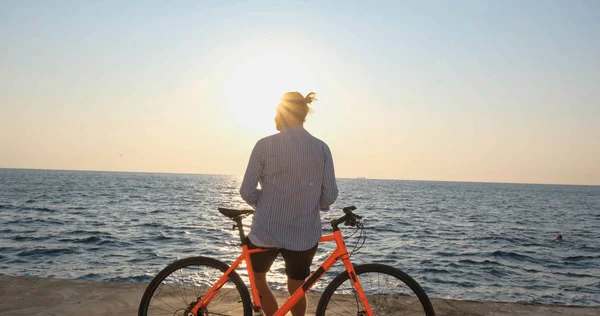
[{"x1": 222, "y1": 51, "x2": 319, "y2": 136}]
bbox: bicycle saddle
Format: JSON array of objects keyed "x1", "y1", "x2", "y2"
[{"x1": 218, "y1": 208, "x2": 255, "y2": 219}]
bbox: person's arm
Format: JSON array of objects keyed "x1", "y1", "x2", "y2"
[
  {"x1": 319, "y1": 143, "x2": 338, "y2": 211},
  {"x1": 240, "y1": 140, "x2": 264, "y2": 207}
]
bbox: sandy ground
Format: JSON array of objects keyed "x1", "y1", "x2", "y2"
[{"x1": 0, "y1": 275, "x2": 598, "y2": 316}]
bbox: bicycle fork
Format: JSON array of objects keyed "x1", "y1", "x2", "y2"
[{"x1": 339, "y1": 254, "x2": 374, "y2": 316}]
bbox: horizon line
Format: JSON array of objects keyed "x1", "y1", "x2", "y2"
[{"x1": 1, "y1": 167, "x2": 598, "y2": 187}]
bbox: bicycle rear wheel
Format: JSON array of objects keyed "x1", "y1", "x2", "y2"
[
  {"x1": 138, "y1": 256, "x2": 252, "y2": 316},
  {"x1": 316, "y1": 263, "x2": 435, "y2": 316}
]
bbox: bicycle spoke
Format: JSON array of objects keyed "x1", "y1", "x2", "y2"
[
  {"x1": 176, "y1": 267, "x2": 190, "y2": 304},
  {"x1": 327, "y1": 293, "x2": 358, "y2": 315},
  {"x1": 164, "y1": 281, "x2": 190, "y2": 306}
]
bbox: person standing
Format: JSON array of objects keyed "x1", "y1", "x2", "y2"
[{"x1": 240, "y1": 91, "x2": 338, "y2": 316}]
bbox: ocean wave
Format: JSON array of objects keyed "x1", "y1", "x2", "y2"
[
  {"x1": 4, "y1": 258, "x2": 28, "y2": 264},
  {"x1": 445, "y1": 262, "x2": 460, "y2": 268},
  {"x1": 458, "y1": 259, "x2": 502, "y2": 266},
  {"x1": 522, "y1": 267, "x2": 542, "y2": 273},
  {"x1": 521, "y1": 242, "x2": 543, "y2": 247},
  {"x1": 0, "y1": 246, "x2": 18, "y2": 252},
  {"x1": 154, "y1": 232, "x2": 174, "y2": 241},
  {"x1": 481, "y1": 266, "x2": 509, "y2": 277},
  {"x1": 421, "y1": 267, "x2": 451, "y2": 274},
  {"x1": 17, "y1": 247, "x2": 78, "y2": 257},
  {"x1": 67, "y1": 206, "x2": 87, "y2": 210},
  {"x1": 97, "y1": 240, "x2": 134, "y2": 247},
  {"x1": 103, "y1": 253, "x2": 129, "y2": 258},
  {"x1": 66, "y1": 229, "x2": 112, "y2": 236},
  {"x1": 126, "y1": 251, "x2": 169, "y2": 262},
  {"x1": 5, "y1": 217, "x2": 64, "y2": 225},
  {"x1": 554, "y1": 271, "x2": 599, "y2": 278},
  {"x1": 76, "y1": 273, "x2": 103, "y2": 280},
  {"x1": 433, "y1": 251, "x2": 459, "y2": 257},
  {"x1": 141, "y1": 222, "x2": 168, "y2": 228},
  {"x1": 578, "y1": 245, "x2": 600, "y2": 252},
  {"x1": 562, "y1": 285, "x2": 600, "y2": 294},
  {"x1": 489, "y1": 250, "x2": 538, "y2": 263},
  {"x1": 426, "y1": 277, "x2": 477, "y2": 288},
  {"x1": 564, "y1": 255, "x2": 600, "y2": 263},
  {"x1": 477, "y1": 236, "x2": 517, "y2": 243},
  {"x1": 20, "y1": 206, "x2": 59, "y2": 213},
  {"x1": 58, "y1": 236, "x2": 103, "y2": 244},
  {"x1": 11, "y1": 235, "x2": 51, "y2": 242}
]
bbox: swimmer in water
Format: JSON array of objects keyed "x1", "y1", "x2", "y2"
[{"x1": 553, "y1": 234, "x2": 563, "y2": 242}]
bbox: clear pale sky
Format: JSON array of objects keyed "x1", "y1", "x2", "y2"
[{"x1": 1, "y1": 1, "x2": 599, "y2": 185}]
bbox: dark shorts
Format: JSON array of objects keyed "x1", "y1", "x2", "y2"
[{"x1": 247, "y1": 239, "x2": 318, "y2": 280}]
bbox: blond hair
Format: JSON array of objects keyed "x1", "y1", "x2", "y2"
[{"x1": 278, "y1": 92, "x2": 317, "y2": 122}]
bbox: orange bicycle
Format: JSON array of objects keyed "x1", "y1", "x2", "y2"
[{"x1": 138, "y1": 206, "x2": 435, "y2": 315}]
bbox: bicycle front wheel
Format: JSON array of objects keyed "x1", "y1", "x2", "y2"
[
  {"x1": 138, "y1": 256, "x2": 252, "y2": 316},
  {"x1": 316, "y1": 263, "x2": 435, "y2": 316}
]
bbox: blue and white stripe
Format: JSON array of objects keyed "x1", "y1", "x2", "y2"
[{"x1": 240, "y1": 126, "x2": 338, "y2": 251}]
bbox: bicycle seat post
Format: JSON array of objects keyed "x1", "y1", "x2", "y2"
[{"x1": 233, "y1": 216, "x2": 247, "y2": 245}]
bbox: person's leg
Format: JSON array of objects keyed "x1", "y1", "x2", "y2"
[
  {"x1": 255, "y1": 272, "x2": 278, "y2": 316},
  {"x1": 247, "y1": 239, "x2": 279, "y2": 316},
  {"x1": 287, "y1": 277, "x2": 307, "y2": 316},
  {"x1": 281, "y1": 244, "x2": 318, "y2": 316}
]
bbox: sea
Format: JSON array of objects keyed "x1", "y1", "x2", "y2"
[{"x1": 1, "y1": 168, "x2": 599, "y2": 306}]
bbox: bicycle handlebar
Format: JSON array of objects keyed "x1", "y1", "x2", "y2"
[{"x1": 331, "y1": 205, "x2": 361, "y2": 230}]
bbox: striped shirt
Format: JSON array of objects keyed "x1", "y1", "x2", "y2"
[{"x1": 240, "y1": 126, "x2": 338, "y2": 251}]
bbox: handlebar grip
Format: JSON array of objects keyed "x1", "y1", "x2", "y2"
[
  {"x1": 332, "y1": 206, "x2": 359, "y2": 230},
  {"x1": 343, "y1": 206, "x2": 356, "y2": 214}
]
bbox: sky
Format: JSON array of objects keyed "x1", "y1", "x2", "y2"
[{"x1": 1, "y1": 1, "x2": 599, "y2": 185}]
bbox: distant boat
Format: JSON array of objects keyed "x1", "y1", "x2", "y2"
[{"x1": 357, "y1": 176, "x2": 366, "y2": 179}]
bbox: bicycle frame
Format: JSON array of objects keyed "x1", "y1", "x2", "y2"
[{"x1": 191, "y1": 228, "x2": 374, "y2": 316}]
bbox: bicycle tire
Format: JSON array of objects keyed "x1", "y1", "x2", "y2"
[
  {"x1": 316, "y1": 263, "x2": 435, "y2": 316},
  {"x1": 138, "y1": 256, "x2": 252, "y2": 316}
]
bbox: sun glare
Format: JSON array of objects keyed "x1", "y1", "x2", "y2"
[{"x1": 222, "y1": 51, "x2": 320, "y2": 136}]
